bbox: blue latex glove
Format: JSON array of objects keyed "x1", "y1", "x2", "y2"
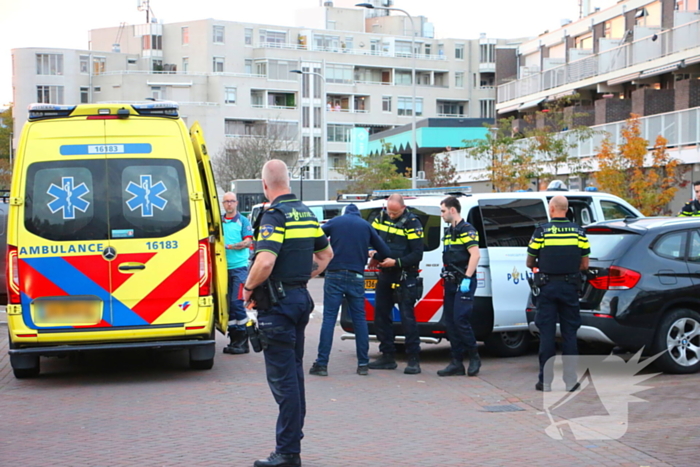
[{"x1": 460, "y1": 277, "x2": 471, "y2": 293}]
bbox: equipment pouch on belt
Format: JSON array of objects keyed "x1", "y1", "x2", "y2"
[
  {"x1": 246, "y1": 320, "x2": 264, "y2": 353},
  {"x1": 533, "y1": 272, "x2": 548, "y2": 287},
  {"x1": 251, "y1": 279, "x2": 282, "y2": 311}
]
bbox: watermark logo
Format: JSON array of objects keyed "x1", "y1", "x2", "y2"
[{"x1": 542, "y1": 350, "x2": 662, "y2": 440}]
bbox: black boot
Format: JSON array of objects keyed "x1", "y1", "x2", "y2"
[
  {"x1": 253, "y1": 451, "x2": 301, "y2": 467},
  {"x1": 467, "y1": 348, "x2": 481, "y2": 376},
  {"x1": 437, "y1": 359, "x2": 466, "y2": 377},
  {"x1": 404, "y1": 354, "x2": 421, "y2": 374},
  {"x1": 224, "y1": 330, "x2": 249, "y2": 355},
  {"x1": 368, "y1": 353, "x2": 397, "y2": 370}
]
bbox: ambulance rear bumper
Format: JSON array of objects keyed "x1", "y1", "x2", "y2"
[{"x1": 8, "y1": 339, "x2": 215, "y2": 357}]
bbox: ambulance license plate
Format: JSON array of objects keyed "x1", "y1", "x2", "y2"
[
  {"x1": 365, "y1": 279, "x2": 377, "y2": 290},
  {"x1": 36, "y1": 300, "x2": 101, "y2": 324}
]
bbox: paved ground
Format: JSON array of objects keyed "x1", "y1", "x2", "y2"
[{"x1": 0, "y1": 279, "x2": 698, "y2": 466}]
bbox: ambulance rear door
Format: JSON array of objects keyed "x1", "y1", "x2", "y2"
[{"x1": 478, "y1": 198, "x2": 548, "y2": 329}]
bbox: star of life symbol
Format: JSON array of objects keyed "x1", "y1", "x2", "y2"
[
  {"x1": 125, "y1": 175, "x2": 168, "y2": 217},
  {"x1": 542, "y1": 350, "x2": 663, "y2": 440},
  {"x1": 47, "y1": 176, "x2": 90, "y2": 220}
]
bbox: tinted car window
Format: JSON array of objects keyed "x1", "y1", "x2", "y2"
[
  {"x1": 108, "y1": 159, "x2": 190, "y2": 239},
  {"x1": 478, "y1": 198, "x2": 548, "y2": 247},
  {"x1": 653, "y1": 231, "x2": 688, "y2": 260},
  {"x1": 24, "y1": 160, "x2": 108, "y2": 241},
  {"x1": 601, "y1": 200, "x2": 636, "y2": 220},
  {"x1": 585, "y1": 230, "x2": 640, "y2": 260},
  {"x1": 688, "y1": 230, "x2": 700, "y2": 262}
]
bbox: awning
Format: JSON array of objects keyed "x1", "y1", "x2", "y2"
[
  {"x1": 519, "y1": 97, "x2": 545, "y2": 111},
  {"x1": 639, "y1": 63, "x2": 680, "y2": 79},
  {"x1": 497, "y1": 103, "x2": 520, "y2": 114},
  {"x1": 607, "y1": 72, "x2": 640, "y2": 86}
]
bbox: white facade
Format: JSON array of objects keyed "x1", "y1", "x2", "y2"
[{"x1": 12, "y1": 6, "x2": 511, "y2": 182}]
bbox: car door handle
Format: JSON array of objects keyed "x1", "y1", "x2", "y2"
[{"x1": 119, "y1": 263, "x2": 146, "y2": 271}]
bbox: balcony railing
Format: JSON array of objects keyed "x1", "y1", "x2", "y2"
[
  {"x1": 254, "y1": 42, "x2": 447, "y2": 60},
  {"x1": 498, "y1": 18, "x2": 700, "y2": 104},
  {"x1": 250, "y1": 104, "x2": 297, "y2": 110}
]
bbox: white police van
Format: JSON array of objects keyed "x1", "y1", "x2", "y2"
[{"x1": 340, "y1": 186, "x2": 643, "y2": 357}]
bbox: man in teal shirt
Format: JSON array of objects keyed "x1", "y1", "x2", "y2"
[{"x1": 222, "y1": 192, "x2": 254, "y2": 354}]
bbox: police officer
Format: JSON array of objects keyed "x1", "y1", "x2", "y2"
[
  {"x1": 437, "y1": 196, "x2": 482, "y2": 377},
  {"x1": 679, "y1": 180, "x2": 700, "y2": 217},
  {"x1": 526, "y1": 195, "x2": 590, "y2": 392},
  {"x1": 243, "y1": 160, "x2": 333, "y2": 467},
  {"x1": 367, "y1": 194, "x2": 424, "y2": 374}
]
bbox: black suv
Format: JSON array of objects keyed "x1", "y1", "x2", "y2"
[{"x1": 527, "y1": 217, "x2": 700, "y2": 374}]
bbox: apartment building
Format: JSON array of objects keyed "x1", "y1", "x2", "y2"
[{"x1": 11, "y1": 1, "x2": 514, "y2": 197}]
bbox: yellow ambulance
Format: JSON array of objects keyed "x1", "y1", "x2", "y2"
[{"x1": 6, "y1": 102, "x2": 228, "y2": 378}]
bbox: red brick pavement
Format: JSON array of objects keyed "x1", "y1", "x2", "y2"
[{"x1": 0, "y1": 280, "x2": 697, "y2": 466}]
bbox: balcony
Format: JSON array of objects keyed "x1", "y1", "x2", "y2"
[
  {"x1": 251, "y1": 91, "x2": 296, "y2": 110},
  {"x1": 498, "y1": 18, "x2": 700, "y2": 104},
  {"x1": 253, "y1": 42, "x2": 447, "y2": 61}
]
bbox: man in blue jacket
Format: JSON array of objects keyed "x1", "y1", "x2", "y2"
[{"x1": 309, "y1": 204, "x2": 391, "y2": 376}]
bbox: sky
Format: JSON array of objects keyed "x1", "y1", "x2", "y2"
[{"x1": 0, "y1": 0, "x2": 619, "y2": 105}]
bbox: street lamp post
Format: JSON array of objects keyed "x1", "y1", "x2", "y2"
[
  {"x1": 488, "y1": 126, "x2": 499, "y2": 193},
  {"x1": 357, "y1": 3, "x2": 417, "y2": 189},
  {"x1": 291, "y1": 68, "x2": 328, "y2": 200}
]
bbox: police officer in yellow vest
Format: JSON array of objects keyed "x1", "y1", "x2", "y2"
[
  {"x1": 368, "y1": 194, "x2": 424, "y2": 374},
  {"x1": 526, "y1": 195, "x2": 590, "y2": 392},
  {"x1": 679, "y1": 181, "x2": 700, "y2": 217},
  {"x1": 243, "y1": 160, "x2": 333, "y2": 467}
]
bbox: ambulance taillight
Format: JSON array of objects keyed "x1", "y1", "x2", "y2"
[
  {"x1": 198, "y1": 239, "x2": 212, "y2": 296},
  {"x1": 6, "y1": 245, "x2": 21, "y2": 304}
]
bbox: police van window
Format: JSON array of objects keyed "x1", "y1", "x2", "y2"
[
  {"x1": 309, "y1": 206, "x2": 323, "y2": 221},
  {"x1": 108, "y1": 159, "x2": 190, "y2": 239},
  {"x1": 324, "y1": 207, "x2": 342, "y2": 219},
  {"x1": 478, "y1": 198, "x2": 547, "y2": 247},
  {"x1": 362, "y1": 206, "x2": 442, "y2": 252},
  {"x1": 466, "y1": 207, "x2": 487, "y2": 248},
  {"x1": 600, "y1": 200, "x2": 636, "y2": 220},
  {"x1": 24, "y1": 160, "x2": 108, "y2": 241}
]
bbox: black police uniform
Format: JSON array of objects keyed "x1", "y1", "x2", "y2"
[
  {"x1": 527, "y1": 218, "x2": 590, "y2": 388},
  {"x1": 440, "y1": 220, "x2": 480, "y2": 375},
  {"x1": 370, "y1": 208, "x2": 424, "y2": 360},
  {"x1": 253, "y1": 193, "x2": 329, "y2": 459},
  {"x1": 679, "y1": 199, "x2": 700, "y2": 217}
]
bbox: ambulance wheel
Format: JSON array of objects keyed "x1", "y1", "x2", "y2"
[
  {"x1": 9, "y1": 339, "x2": 41, "y2": 379},
  {"x1": 189, "y1": 341, "x2": 215, "y2": 370},
  {"x1": 484, "y1": 331, "x2": 531, "y2": 357},
  {"x1": 190, "y1": 358, "x2": 214, "y2": 370}
]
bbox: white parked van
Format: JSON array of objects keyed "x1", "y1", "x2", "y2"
[{"x1": 340, "y1": 187, "x2": 643, "y2": 357}]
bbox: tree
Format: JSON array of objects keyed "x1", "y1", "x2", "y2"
[
  {"x1": 426, "y1": 153, "x2": 459, "y2": 187},
  {"x1": 594, "y1": 115, "x2": 686, "y2": 216},
  {"x1": 212, "y1": 120, "x2": 297, "y2": 191},
  {"x1": 465, "y1": 117, "x2": 539, "y2": 192},
  {"x1": 339, "y1": 142, "x2": 411, "y2": 193},
  {"x1": 0, "y1": 106, "x2": 12, "y2": 160}
]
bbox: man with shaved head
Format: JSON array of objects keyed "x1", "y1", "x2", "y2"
[
  {"x1": 368, "y1": 193, "x2": 425, "y2": 374},
  {"x1": 244, "y1": 159, "x2": 333, "y2": 467},
  {"x1": 526, "y1": 195, "x2": 590, "y2": 393}
]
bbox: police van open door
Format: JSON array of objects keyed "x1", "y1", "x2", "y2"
[
  {"x1": 478, "y1": 198, "x2": 548, "y2": 355},
  {"x1": 190, "y1": 122, "x2": 228, "y2": 336}
]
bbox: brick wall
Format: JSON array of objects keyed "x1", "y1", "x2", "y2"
[
  {"x1": 675, "y1": 79, "x2": 700, "y2": 111},
  {"x1": 631, "y1": 88, "x2": 675, "y2": 117},
  {"x1": 564, "y1": 105, "x2": 595, "y2": 127},
  {"x1": 594, "y1": 98, "x2": 632, "y2": 124}
]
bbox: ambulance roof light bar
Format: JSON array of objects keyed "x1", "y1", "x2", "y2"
[
  {"x1": 131, "y1": 100, "x2": 179, "y2": 117},
  {"x1": 27, "y1": 104, "x2": 76, "y2": 121}
]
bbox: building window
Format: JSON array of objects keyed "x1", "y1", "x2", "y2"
[
  {"x1": 398, "y1": 97, "x2": 423, "y2": 116},
  {"x1": 93, "y1": 57, "x2": 106, "y2": 75},
  {"x1": 455, "y1": 72, "x2": 465, "y2": 88},
  {"x1": 327, "y1": 124, "x2": 352, "y2": 142},
  {"x1": 36, "y1": 53, "x2": 63, "y2": 75},
  {"x1": 438, "y1": 101, "x2": 464, "y2": 117},
  {"x1": 455, "y1": 44, "x2": 465, "y2": 60},
  {"x1": 213, "y1": 25, "x2": 225, "y2": 44},
  {"x1": 224, "y1": 87, "x2": 237, "y2": 104},
  {"x1": 245, "y1": 59, "x2": 253, "y2": 74},
  {"x1": 395, "y1": 41, "x2": 412, "y2": 57},
  {"x1": 480, "y1": 99, "x2": 495, "y2": 119},
  {"x1": 302, "y1": 107, "x2": 310, "y2": 127},
  {"x1": 395, "y1": 71, "x2": 412, "y2": 85},
  {"x1": 302, "y1": 136, "x2": 310, "y2": 158},
  {"x1": 479, "y1": 43, "x2": 495, "y2": 63},
  {"x1": 36, "y1": 85, "x2": 64, "y2": 104},
  {"x1": 267, "y1": 60, "x2": 293, "y2": 80},
  {"x1": 80, "y1": 86, "x2": 89, "y2": 104},
  {"x1": 245, "y1": 28, "x2": 253, "y2": 45},
  {"x1": 182, "y1": 57, "x2": 189, "y2": 72},
  {"x1": 344, "y1": 36, "x2": 354, "y2": 51},
  {"x1": 313, "y1": 166, "x2": 321, "y2": 179},
  {"x1": 425, "y1": 44, "x2": 432, "y2": 55},
  {"x1": 127, "y1": 57, "x2": 137, "y2": 65},
  {"x1": 152, "y1": 59, "x2": 163, "y2": 72},
  {"x1": 574, "y1": 34, "x2": 593, "y2": 50},
  {"x1": 325, "y1": 64, "x2": 353, "y2": 84},
  {"x1": 382, "y1": 96, "x2": 392, "y2": 112},
  {"x1": 213, "y1": 56, "x2": 225, "y2": 73},
  {"x1": 313, "y1": 137, "x2": 321, "y2": 158},
  {"x1": 255, "y1": 61, "x2": 267, "y2": 76},
  {"x1": 313, "y1": 34, "x2": 340, "y2": 51},
  {"x1": 313, "y1": 107, "x2": 321, "y2": 128},
  {"x1": 94, "y1": 86, "x2": 101, "y2": 93},
  {"x1": 259, "y1": 29, "x2": 287, "y2": 46},
  {"x1": 182, "y1": 27, "x2": 189, "y2": 45},
  {"x1": 79, "y1": 55, "x2": 89, "y2": 74},
  {"x1": 142, "y1": 35, "x2": 162, "y2": 50},
  {"x1": 151, "y1": 86, "x2": 163, "y2": 100}
]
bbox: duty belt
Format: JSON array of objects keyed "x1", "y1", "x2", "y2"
[{"x1": 546, "y1": 273, "x2": 579, "y2": 282}]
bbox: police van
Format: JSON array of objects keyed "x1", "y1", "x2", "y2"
[
  {"x1": 6, "y1": 102, "x2": 228, "y2": 378},
  {"x1": 340, "y1": 187, "x2": 643, "y2": 357}
]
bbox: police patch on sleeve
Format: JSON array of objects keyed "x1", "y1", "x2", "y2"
[
  {"x1": 260, "y1": 224, "x2": 275, "y2": 239},
  {"x1": 415, "y1": 227, "x2": 424, "y2": 237}
]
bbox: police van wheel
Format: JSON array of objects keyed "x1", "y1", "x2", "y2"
[{"x1": 484, "y1": 331, "x2": 531, "y2": 358}]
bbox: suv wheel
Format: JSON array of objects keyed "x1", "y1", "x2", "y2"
[
  {"x1": 654, "y1": 308, "x2": 700, "y2": 374},
  {"x1": 484, "y1": 331, "x2": 531, "y2": 357}
]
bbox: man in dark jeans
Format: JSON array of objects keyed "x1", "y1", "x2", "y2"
[{"x1": 310, "y1": 204, "x2": 391, "y2": 376}]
